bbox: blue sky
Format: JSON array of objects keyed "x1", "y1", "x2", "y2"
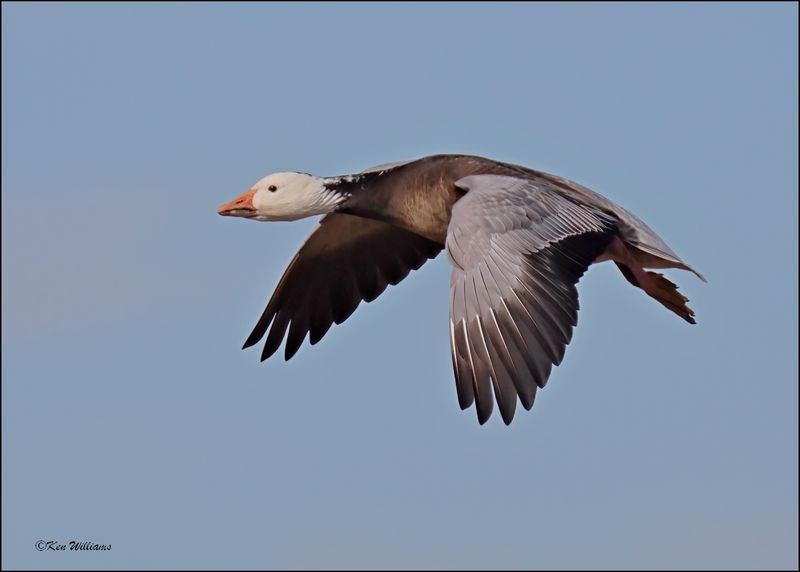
[{"x1": 2, "y1": 2, "x2": 797, "y2": 569}]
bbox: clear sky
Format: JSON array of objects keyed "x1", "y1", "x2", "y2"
[{"x1": 2, "y1": 2, "x2": 797, "y2": 570}]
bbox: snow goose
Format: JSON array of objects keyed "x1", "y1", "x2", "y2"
[{"x1": 218, "y1": 154, "x2": 704, "y2": 425}]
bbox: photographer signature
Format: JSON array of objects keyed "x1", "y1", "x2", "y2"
[{"x1": 35, "y1": 540, "x2": 111, "y2": 552}]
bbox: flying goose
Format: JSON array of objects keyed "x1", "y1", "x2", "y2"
[{"x1": 218, "y1": 154, "x2": 704, "y2": 425}]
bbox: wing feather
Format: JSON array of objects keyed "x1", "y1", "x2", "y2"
[
  {"x1": 245, "y1": 213, "x2": 442, "y2": 360},
  {"x1": 447, "y1": 175, "x2": 618, "y2": 424}
]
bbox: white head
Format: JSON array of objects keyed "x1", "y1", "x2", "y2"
[{"x1": 217, "y1": 172, "x2": 347, "y2": 221}]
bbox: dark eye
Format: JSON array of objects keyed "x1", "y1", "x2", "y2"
[{"x1": 268, "y1": 185, "x2": 278, "y2": 192}]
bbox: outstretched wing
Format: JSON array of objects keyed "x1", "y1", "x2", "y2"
[
  {"x1": 447, "y1": 175, "x2": 618, "y2": 425},
  {"x1": 244, "y1": 213, "x2": 442, "y2": 361}
]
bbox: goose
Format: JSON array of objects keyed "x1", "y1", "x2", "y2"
[{"x1": 218, "y1": 154, "x2": 704, "y2": 425}]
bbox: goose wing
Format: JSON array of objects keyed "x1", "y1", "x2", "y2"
[
  {"x1": 244, "y1": 213, "x2": 441, "y2": 361},
  {"x1": 527, "y1": 170, "x2": 705, "y2": 280},
  {"x1": 447, "y1": 175, "x2": 618, "y2": 425}
]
